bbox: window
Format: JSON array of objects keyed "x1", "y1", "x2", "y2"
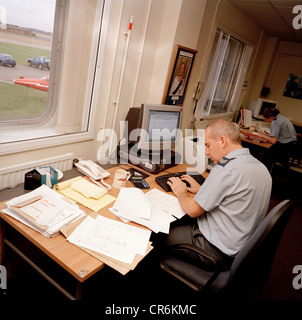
[
  {"x1": 0, "y1": 0, "x2": 105, "y2": 154},
  {"x1": 0, "y1": 0, "x2": 56, "y2": 123},
  {"x1": 195, "y1": 29, "x2": 250, "y2": 119}
]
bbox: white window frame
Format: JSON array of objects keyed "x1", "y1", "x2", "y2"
[
  {"x1": 0, "y1": 0, "x2": 106, "y2": 155},
  {"x1": 195, "y1": 28, "x2": 253, "y2": 120}
]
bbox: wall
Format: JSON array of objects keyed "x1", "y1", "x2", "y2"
[
  {"x1": 241, "y1": 31, "x2": 270, "y2": 108},
  {"x1": 244, "y1": 39, "x2": 302, "y2": 124},
  {"x1": 247, "y1": 36, "x2": 279, "y2": 102},
  {"x1": 188, "y1": 0, "x2": 264, "y2": 122},
  {"x1": 263, "y1": 41, "x2": 302, "y2": 123},
  {"x1": 98, "y1": 0, "x2": 206, "y2": 156}
]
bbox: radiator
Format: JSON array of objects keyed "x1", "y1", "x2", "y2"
[{"x1": 0, "y1": 152, "x2": 75, "y2": 190}]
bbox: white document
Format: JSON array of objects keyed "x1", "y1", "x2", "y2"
[
  {"x1": 241, "y1": 109, "x2": 252, "y2": 128},
  {"x1": 2, "y1": 207, "x2": 49, "y2": 235},
  {"x1": 111, "y1": 187, "x2": 183, "y2": 233},
  {"x1": 110, "y1": 206, "x2": 176, "y2": 234},
  {"x1": 67, "y1": 215, "x2": 151, "y2": 264},
  {"x1": 113, "y1": 188, "x2": 151, "y2": 219},
  {"x1": 35, "y1": 202, "x2": 65, "y2": 226},
  {"x1": 145, "y1": 188, "x2": 186, "y2": 219},
  {"x1": 4, "y1": 185, "x2": 85, "y2": 237},
  {"x1": 7, "y1": 184, "x2": 62, "y2": 205}
]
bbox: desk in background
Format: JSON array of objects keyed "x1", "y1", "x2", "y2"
[
  {"x1": 239, "y1": 128, "x2": 272, "y2": 149},
  {"x1": 240, "y1": 128, "x2": 272, "y2": 161},
  {"x1": 0, "y1": 163, "x2": 206, "y2": 300}
]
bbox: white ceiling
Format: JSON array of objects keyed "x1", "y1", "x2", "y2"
[{"x1": 227, "y1": 0, "x2": 302, "y2": 43}]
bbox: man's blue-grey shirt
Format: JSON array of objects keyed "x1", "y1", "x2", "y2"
[
  {"x1": 271, "y1": 114, "x2": 297, "y2": 144},
  {"x1": 195, "y1": 148, "x2": 272, "y2": 256}
]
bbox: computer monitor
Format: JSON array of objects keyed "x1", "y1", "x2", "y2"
[
  {"x1": 247, "y1": 98, "x2": 277, "y2": 120},
  {"x1": 125, "y1": 104, "x2": 183, "y2": 153}
]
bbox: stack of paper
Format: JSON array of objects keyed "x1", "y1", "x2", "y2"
[
  {"x1": 60, "y1": 211, "x2": 153, "y2": 275},
  {"x1": 53, "y1": 176, "x2": 116, "y2": 212},
  {"x1": 3, "y1": 185, "x2": 85, "y2": 237},
  {"x1": 67, "y1": 215, "x2": 151, "y2": 264},
  {"x1": 110, "y1": 188, "x2": 185, "y2": 234},
  {"x1": 113, "y1": 188, "x2": 152, "y2": 219}
]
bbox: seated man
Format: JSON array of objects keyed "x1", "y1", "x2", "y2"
[
  {"x1": 259, "y1": 108, "x2": 297, "y2": 171},
  {"x1": 167, "y1": 119, "x2": 272, "y2": 270}
]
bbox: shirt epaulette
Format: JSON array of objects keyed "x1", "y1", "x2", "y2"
[{"x1": 217, "y1": 157, "x2": 236, "y2": 167}]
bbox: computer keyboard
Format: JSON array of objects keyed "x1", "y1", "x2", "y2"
[{"x1": 155, "y1": 171, "x2": 205, "y2": 192}]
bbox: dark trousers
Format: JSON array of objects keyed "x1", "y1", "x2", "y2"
[
  {"x1": 165, "y1": 215, "x2": 234, "y2": 271},
  {"x1": 262, "y1": 141, "x2": 295, "y2": 171}
]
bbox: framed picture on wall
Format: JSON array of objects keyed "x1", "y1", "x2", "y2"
[
  {"x1": 162, "y1": 45, "x2": 197, "y2": 106},
  {"x1": 283, "y1": 73, "x2": 302, "y2": 100}
]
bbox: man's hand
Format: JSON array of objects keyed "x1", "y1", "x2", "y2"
[
  {"x1": 180, "y1": 175, "x2": 201, "y2": 194},
  {"x1": 167, "y1": 175, "x2": 201, "y2": 196},
  {"x1": 167, "y1": 177, "x2": 187, "y2": 197},
  {"x1": 167, "y1": 176, "x2": 204, "y2": 218}
]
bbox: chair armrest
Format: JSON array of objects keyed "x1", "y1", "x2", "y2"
[{"x1": 167, "y1": 243, "x2": 220, "y2": 269}]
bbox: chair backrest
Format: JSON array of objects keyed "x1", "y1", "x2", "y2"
[
  {"x1": 290, "y1": 139, "x2": 302, "y2": 166},
  {"x1": 227, "y1": 199, "x2": 294, "y2": 292}
]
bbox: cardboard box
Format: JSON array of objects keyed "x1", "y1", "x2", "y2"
[
  {"x1": 24, "y1": 166, "x2": 58, "y2": 190},
  {"x1": 24, "y1": 169, "x2": 42, "y2": 190},
  {"x1": 38, "y1": 166, "x2": 58, "y2": 186}
]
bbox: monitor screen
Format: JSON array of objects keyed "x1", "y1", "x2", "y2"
[
  {"x1": 247, "y1": 98, "x2": 277, "y2": 119},
  {"x1": 259, "y1": 100, "x2": 277, "y2": 115},
  {"x1": 147, "y1": 110, "x2": 180, "y2": 142},
  {"x1": 126, "y1": 104, "x2": 183, "y2": 152}
]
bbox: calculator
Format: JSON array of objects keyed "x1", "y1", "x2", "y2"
[{"x1": 130, "y1": 176, "x2": 150, "y2": 189}]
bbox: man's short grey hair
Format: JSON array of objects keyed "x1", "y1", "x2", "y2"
[{"x1": 207, "y1": 119, "x2": 241, "y2": 145}]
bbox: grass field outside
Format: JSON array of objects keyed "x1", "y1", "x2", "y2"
[
  {"x1": 0, "y1": 39, "x2": 51, "y2": 120},
  {"x1": 0, "y1": 41, "x2": 51, "y2": 66},
  {"x1": 0, "y1": 82, "x2": 48, "y2": 120}
]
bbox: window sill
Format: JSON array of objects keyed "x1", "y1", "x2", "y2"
[{"x1": 0, "y1": 126, "x2": 94, "y2": 156}]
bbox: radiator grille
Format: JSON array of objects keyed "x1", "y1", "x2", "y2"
[{"x1": 0, "y1": 152, "x2": 75, "y2": 190}]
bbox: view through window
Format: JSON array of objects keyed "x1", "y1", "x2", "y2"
[
  {"x1": 0, "y1": 0, "x2": 56, "y2": 122},
  {"x1": 196, "y1": 29, "x2": 246, "y2": 117}
]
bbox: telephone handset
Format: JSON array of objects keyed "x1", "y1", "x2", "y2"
[{"x1": 75, "y1": 160, "x2": 111, "y2": 190}]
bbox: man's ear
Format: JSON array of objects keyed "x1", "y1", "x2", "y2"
[{"x1": 220, "y1": 135, "x2": 227, "y2": 148}]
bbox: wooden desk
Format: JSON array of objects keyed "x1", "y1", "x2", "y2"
[
  {"x1": 239, "y1": 129, "x2": 272, "y2": 162},
  {"x1": 240, "y1": 129, "x2": 272, "y2": 149},
  {"x1": 0, "y1": 163, "x2": 202, "y2": 299}
]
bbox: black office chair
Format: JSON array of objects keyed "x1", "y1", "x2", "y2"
[
  {"x1": 290, "y1": 139, "x2": 302, "y2": 168},
  {"x1": 270, "y1": 140, "x2": 301, "y2": 173},
  {"x1": 160, "y1": 200, "x2": 294, "y2": 296}
]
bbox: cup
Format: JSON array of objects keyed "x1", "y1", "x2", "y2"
[{"x1": 113, "y1": 169, "x2": 131, "y2": 188}]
